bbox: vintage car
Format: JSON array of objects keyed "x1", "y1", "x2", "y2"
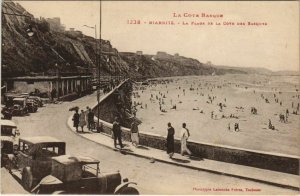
[
  {"x1": 1, "y1": 119, "x2": 19, "y2": 140},
  {"x1": 9, "y1": 136, "x2": 66, "y2": 191},
  {"x1": 26, "y1": 99, "x2": 38, "y2": 113},
  {"x1": 1, "y1": 106, "x2": 12, "y2": 120},
  {"x1": 4, "y1": 93, "x2": 20, "y2": 107},
  {"x1": 28, "y1": 96, "x2": 43, "y2": 107},
  {"x1": 1, "y1": 120, "x2": 19, "y2": 168},
  {"x1": 34, "y1": 154, "x2": 139, "y2": 195},
  {"x1": 10, "y1": 97, "x2": 28, "y2": 116}
]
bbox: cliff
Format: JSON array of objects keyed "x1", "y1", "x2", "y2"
[
  {"x1": 2, "y1": 2, "x2": 248, "y2": 79},
  {"x1": 1, "y1": 2, "x2": 129, "y2": 78}
]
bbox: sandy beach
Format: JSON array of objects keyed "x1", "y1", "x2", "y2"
[{"x1": 133, "y1": 74, "x2": 299, "y2": 156}]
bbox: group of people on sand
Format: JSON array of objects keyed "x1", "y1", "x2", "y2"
[
  {"x1": 72, "y1": 106, "x2": 95, "y2": 132},
  {"x1": 166, "y1": 122, "x2": 192, "y2": 159}
]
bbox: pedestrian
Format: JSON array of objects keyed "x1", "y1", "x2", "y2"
[
  {"x1": 130, "y1": 120, "x2": 139, "y2": 147},
  {"x1": 87, "y1": 108, "x2": 95, "y2": 131},
  {"x1": 72, "y1": 109, "x2": 79, "y2": 132},
  {"x1": 180, "y1": 123, "x2": 191, "y2": 156},
  {"x1": 112, "y1": 117, "x2": 123, "y2": 148},
  {"x1": 166, "y1": 122, "x2": 175, "y2": 158},
  {"x1": 234, "y1": 123, "x2": 240, "y2": 132},
  {"x1": 79, "y1": 110, "x2": 86, "y2": 132},
  {"x1": 132, "y1": 106, "x2": 137, "y2": 117},
  {"x1": 51, "y1": 88, "x2": 57, "y2": 101}
]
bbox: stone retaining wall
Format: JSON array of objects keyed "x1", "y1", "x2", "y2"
[{"x1": 92, "y1": 80, "x2": 300, "y2": 175}]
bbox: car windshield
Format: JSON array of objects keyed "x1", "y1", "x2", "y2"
[
  {"x1": 19, "y1": 142, "x2": 65, "y2": 159},
  {"x1": 1, "y1": 126, "x2": 16, "y2": 136},
  {"x1": 82, "y1": 163, "x2": 99, "y2": 178}
]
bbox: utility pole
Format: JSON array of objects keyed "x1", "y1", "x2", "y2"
[{"x1": 97, "y1": 0, "x2": 102, "y2": 130}]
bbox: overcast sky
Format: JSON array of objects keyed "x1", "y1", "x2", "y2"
[{"x1": 17, "y1": 1, "x2": 299, "y2": 71}]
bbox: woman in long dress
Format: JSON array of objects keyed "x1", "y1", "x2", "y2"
[
  {"x1": 72, "y1": 110, "x2": 79, "y2": 132},
  {"x1": 166, "y1": 122, "x2": 175, "y2": 158},
  {"x1": 130, "y1": 121, "x2": 139, "y2": 146},
  {"x1": 79, "y1": 110, "x2": 86, "y2": 132}
]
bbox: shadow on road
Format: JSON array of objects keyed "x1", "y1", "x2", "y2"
[
  {"x1": 188, "y1": 156, "x2": 204, "y2": 161},
  {"x1": 136, "y1": 145, "x2": 149, "y2": 150},
  {"x1": 119, "y1": 148, "x2": 134, "y2": 155},
  {"x1": 171, "y1": 157, "x2": 190, "y2": 164},
  {"x1": 77, "y1": 131, "x2": 93, "y2": 134}
]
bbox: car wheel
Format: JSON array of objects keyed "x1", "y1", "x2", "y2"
[
  {"x1": 118, "y1": 187, "x2": 139, "y2": 195},
  {"x1": 21, "y1": 167, "x2": 33, "y2": 191}
]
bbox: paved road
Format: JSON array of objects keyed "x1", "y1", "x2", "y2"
[{"x1": 5, "y1": 92, "x2": 297, "y2": 194}]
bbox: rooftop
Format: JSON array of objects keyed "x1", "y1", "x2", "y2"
[
  {"x1": 52, "y1": 154, "x2": 99, "y2": 165},
  {"x1": 20, "y1": 136, "x2": 64, "y2": 145},
  {"x1": 1, "y1": 120, "x2": 17, "y2": 128}
]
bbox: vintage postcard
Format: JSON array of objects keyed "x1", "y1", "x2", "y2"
[{"x1": 1, "y1": 0, "x2": 299, "y2": 195}]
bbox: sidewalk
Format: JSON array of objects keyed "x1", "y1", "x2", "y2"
[
  {"x1": 1, "y1": 168, "x2": 28, "y2": 194},
  {"x1": 67, "y1": 116, "x2": 299, "y2": 191}
]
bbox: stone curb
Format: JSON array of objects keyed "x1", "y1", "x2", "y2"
[{"x1": 66, "y1": 115, "x2": 299, "y2": 191}]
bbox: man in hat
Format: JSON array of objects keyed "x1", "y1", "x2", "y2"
[{"x1": 112, "y1": 117, "x2": 123, "y2": 148}]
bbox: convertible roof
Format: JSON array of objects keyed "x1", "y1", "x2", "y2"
[
  {"x1": 1, "y1": 120, "x2": 17, "y2": 128},
  {"x1": 52, "y1": 154, "x2": 99, "y2": 165},
  {"x1": 20, "y1": 136, "x2": 64, "y2": 145}
]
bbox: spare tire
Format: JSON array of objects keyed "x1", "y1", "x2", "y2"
[{"x1": 118, "y1": 187, "x2": 139, "y2": 195}]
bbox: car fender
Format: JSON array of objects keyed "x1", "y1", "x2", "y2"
[
  {"x1": 114, "y1": 182, "x2": 137, "y2": 194},
  {"x1": 31, "y1": 175, "x2": 63, "y2": 193},
  {"x1": 39, "y1": 175, "x2": 63, "y2": 186}
]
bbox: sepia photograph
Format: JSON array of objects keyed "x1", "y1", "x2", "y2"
[{"x1": 1, "y1": 0, "x2": 299, "y2": 195}]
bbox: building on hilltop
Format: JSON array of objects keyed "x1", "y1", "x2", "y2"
[
  {"x1": 156, "y1": 51, "x2": 167, "y2": 56},
  {"x1": 46, "y1": 17, "x2": 65, "y2": 32},
  {"x1": 136, "y1": 51, "x2": 143, "y2": 55},
  {"x1": 66, "y1": 28, "x2": 83, "y2": 38},
  {"x1": 156, "y1": 51, "x2": 173, "y2": 59}
]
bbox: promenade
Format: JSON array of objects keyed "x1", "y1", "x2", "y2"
[
  {"x1": 67, "y1": 116, "x2": 299, "y2": 191},
  {"x1": 4, "y1": 91, "x2": 298, "y2": 194}
]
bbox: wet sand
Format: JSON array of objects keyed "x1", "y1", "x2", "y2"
[{"x1": 133, "y1": 74, "x2": 300, "y2": 156}]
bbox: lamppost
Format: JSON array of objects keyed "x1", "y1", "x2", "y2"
[
  {"x1": 83, "y1": 24, "x2": 98, "y2": 82},
  {"x1": 98, "y1": 0, "x2": 102, "y2": 131},
  {"x1": 83, "y1": 0, "x2": 102, "y2": 130}
]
